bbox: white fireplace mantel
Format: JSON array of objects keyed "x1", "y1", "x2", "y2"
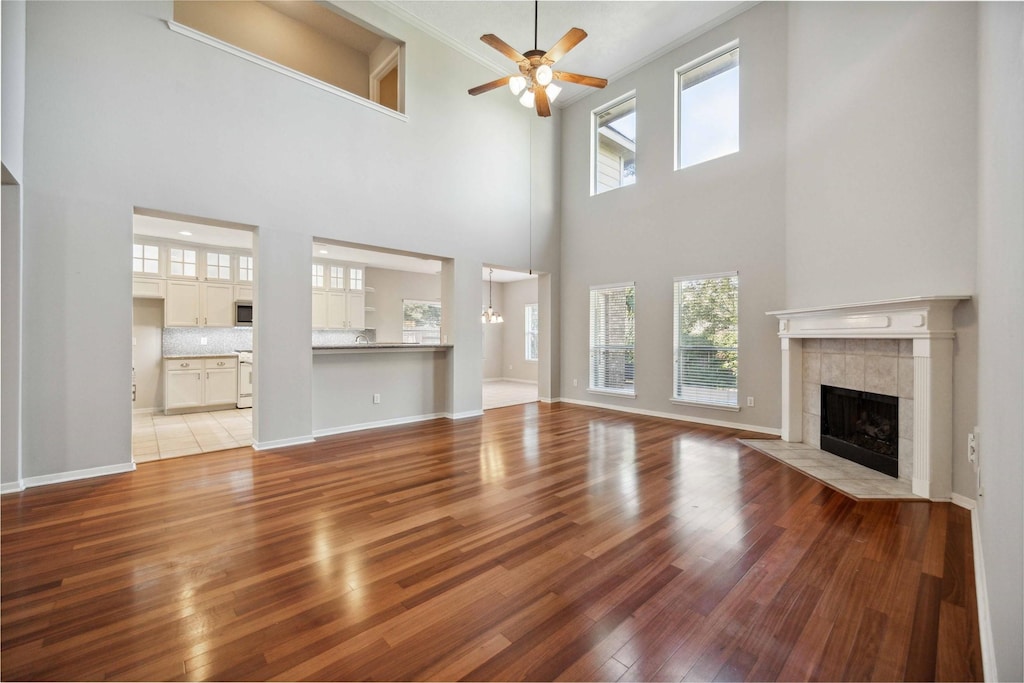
[{"x1": 767, "y1": 296, "x2": 970, "y2": 501}]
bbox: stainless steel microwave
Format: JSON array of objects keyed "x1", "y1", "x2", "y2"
[{"x1": 235, "y1": 302, "x2": 253, "y2": 327}]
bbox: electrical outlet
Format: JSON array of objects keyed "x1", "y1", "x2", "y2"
[
  {"x1": 373, "y1": 393, "x2": 381, "y2": 404},
  {"x1": 746, "y1": 396, "x2": 755, "y2": 407},
  {"x1": 573, "y1": 378, "x2": 578, "y2": 387},
  {"x1": 200, "y1": 337, "x2": 208, "y2": 345},
  {"x1": 968, "y1": 429, "x2": 979, "y2": 463}
]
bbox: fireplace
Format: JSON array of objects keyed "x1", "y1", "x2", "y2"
[{"x1": 820, "y1": 385, "x2": 898, "y2": 477}]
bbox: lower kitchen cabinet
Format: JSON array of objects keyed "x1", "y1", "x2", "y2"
[{"x1": 164, "y1": 356, "x2": 238, "y2": 413}]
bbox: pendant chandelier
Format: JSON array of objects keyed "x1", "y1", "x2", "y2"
[{"x1": 482, "y1": 268, "x2": 504, "y2": 324}]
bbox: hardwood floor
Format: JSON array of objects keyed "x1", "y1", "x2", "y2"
[{"x1": 1, "y1": 403, "x2": 982, "y2": 681}]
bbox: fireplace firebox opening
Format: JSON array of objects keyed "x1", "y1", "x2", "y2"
[{"x1": 820, "y1": 385, "x2": 899, "y2": 478}]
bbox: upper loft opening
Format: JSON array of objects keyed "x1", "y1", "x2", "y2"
[{"x1": 173, "y1": 0, "x2": 403, "y2": 113}]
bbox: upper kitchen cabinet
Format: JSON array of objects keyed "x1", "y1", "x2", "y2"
[
  {"x1": 312, "y1": 261, "x2": 368, "y2": 330},
  {"x1": 165, "y1": 281, "x2": 234, "y2": 327}
]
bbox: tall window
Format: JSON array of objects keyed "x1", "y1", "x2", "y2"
[
  {"x1": 238, "y1": 255, "x2": 254, "y2": 282},
  {"x1": 169, "y1": 247, "x2": 197, "y2": 278},
  {"x1": 133, "y1": 243, "x2": 160, "y2": 274},
  {"x1": 525, "y1": 303, "x2": 539, "y2": 361},
  {"x1": 677, "y1": 45, "x2": 739, "y2": 169},
  {"x1": 673, "y1": 273, "x2": 739, "y2": 408},
  {"x1": 589, "y1": 284, "x2": 635, "y2": 395},
  {"x1": 403, "y1": 300, "x2": 441, "y2": 344},
  {"x1": 206, "y1": 252, "x2": 232, "y2": 280},
  {"x1": 593, "y1": 95, "x2": 636, "y2": 195}
]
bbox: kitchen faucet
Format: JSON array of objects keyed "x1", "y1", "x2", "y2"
[{"x1": 355, "y1": 334, "x2": 369, "y2": 344}]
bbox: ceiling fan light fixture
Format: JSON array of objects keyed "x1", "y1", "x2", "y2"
[
  {"x1": 535, "y1": 64, "x2": 553, "y2": 86},
  {"x1": 508, "y1": 75, "x2": 527, "y2": 95},
  {"x1": 519, "y1": 88, "x2": 535, "y2": 108},
  {"x1": 546, "y1": 83, "x2": 562, "y2": 103}
]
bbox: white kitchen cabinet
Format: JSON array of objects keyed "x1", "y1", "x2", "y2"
[
  {"x1": 312, "y1": 290, "x2": 328, "y2": 329},
  {"x1": 165, "y1": 281, "x2": 235, "y2": 327},
  {"x1": 165, "y1": 359, "x2": 204, "y2": 410},
  {"x1": 326, "y1": 291, "x2": 348, "y2": 329},
  {"x1": 202, "y1": 283, "x2": 235, "y2": 327},
  {"x1": 165, "y1": 281, "x2": 201, "y2": 326},
  {"x1": 347, "y1": 291, "x2": 366, "y2": 329},
  {"x1": 235, "y1": 284, "x2": 253, "y2": 301},
  {"x1": 164, "y1": 357, "x2": 238, "y2": 413},
  {"x1": 132, "y1": 276, "x2": 166, "y2": 299}
]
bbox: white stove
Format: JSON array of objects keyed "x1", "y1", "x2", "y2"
[{"x1": 237, "y1": 351, "x2": 253, "y2": 408}]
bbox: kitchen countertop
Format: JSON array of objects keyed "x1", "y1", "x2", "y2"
[
  {"x1": 313, "y1": 343, "x2": 453, "y2": 354},
  {"x1": 163, "y1": 353, "x2": 240, "y2": 360}
]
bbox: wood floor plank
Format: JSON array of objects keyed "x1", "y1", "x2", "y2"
[{"x1": 1, "y1": 403, "x2": 982, "y2": 681}]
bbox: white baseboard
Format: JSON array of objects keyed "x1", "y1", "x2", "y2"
[
  {"x1": 313, "y1": 412, "x2": 448, "y2": 438},
  {"x1": 952, "y1": 492, "x2": 976, "y2": 510},
  {"x1": 970, "y1": 507, "x2": 997, "y2": 681},
  {"x1": 21, "y1": 462, "x2": 136, "y2": 489},
  {"x1": 540, "y1": 396, "x2": 561, "y2": 404},
  {"x1": 450, "y1": 409, "x2": 484, "y2": 420},
  {"x1": 501, "y1": 378, "x2": 539, "y2": 385},
  {"x1": 252, "y1": 435, "x2": 316, "y2": 451},
  {"x1": 132, "y1": 406, "x2": 161, "y2": 416},
  {"x1": 559, "y1": 397, "x2": 781, "y2": 436},
  {"x1": 1, "y1": 480, "x2": 26, "y2": 494}
]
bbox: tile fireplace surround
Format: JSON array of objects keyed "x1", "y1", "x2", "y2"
[{"x1": 764, "y1": 296, "x2": 970, "y2": 501}]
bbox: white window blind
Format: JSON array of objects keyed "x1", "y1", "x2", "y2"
[
  {"x1": 589, "y1": 283, "x2": 636, "y2": 395},
  {"x1": 673, "y1": 272, "x2": 739, "y2": 408},
  {"x1": 525, "y1": 303, "x2": 539, "y2": 361}
]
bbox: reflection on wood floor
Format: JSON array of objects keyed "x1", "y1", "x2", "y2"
[{"x1": 1, "y1": 403, "x2": 982, "y2": 681}]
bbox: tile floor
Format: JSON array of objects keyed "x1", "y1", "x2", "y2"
[
  {"x1": 739, "y1": 438, "x2": 925, "y2": 501},
  {"x1": 132, "y1": 408, "x2": 253, "y2": 462},
  {"x1": 483, "y1": 380, "x2": 539, "y2": 410}
]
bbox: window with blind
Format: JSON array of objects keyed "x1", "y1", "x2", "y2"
[
  {"x1": 593, "y1": 94, "x2": 636, "y2": 195},
  {"x1": 673, "y1": 273, "x2": 739, "y2": 408},
  {"x1": 525, "y1": 303, "x2": 539, "y2": 361},
  {"x1": 677, "y1": 44, "x2": 739, "y2": 170},
  {"x1": 589, "y1": 284, "x2": 636, "y2": 395}
]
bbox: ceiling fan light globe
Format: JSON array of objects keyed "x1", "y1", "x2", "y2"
[
  {"x1": 546, "y1": 83, "x2": 562, "y2": 103},
  {"x1": 508, "y1": 75, "x2": 527, "y2": 96},
  {"x1": 519, "y1": 88, "x2": 535, "y2": 108},
  {"x1": 535, "y1": 64, "x2": 553, "y2": 86}
]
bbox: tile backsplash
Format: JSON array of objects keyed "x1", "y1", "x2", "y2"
[{"x1": 163, "y1": 327, "x2": 253, "y2": 356}]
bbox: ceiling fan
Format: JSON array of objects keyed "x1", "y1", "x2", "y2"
[{"x1": 468, "y1": 1, "x2": 608, "y2": 117}]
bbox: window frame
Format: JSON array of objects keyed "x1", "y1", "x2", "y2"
[
  {"x1": 588, "y1": 282, "x2": 637, "y2": 398},
  {"x1": 205, "y1": 251, "x2": 233, "y2": 281},
  {"x1": 674, "y1": 41, "x2": 740, "y2": 171},
  {"x1": 525, "y1": 303, "x2": 539, "y2": 362},
  {"x1": 168, "y1": 247, "x2": 198, "y2": 279},
  {"x1": 591, "y1": 91, "x2": 637, "y2": 196},
  {"x1": 671, "y1": 271, "x2": 740, "y2": 411},
  {"x1": 238, "y1": 255, "x2": 254, "y2": 282}
]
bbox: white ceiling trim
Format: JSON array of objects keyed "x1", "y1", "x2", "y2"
[{"x1": 372, "y1": 0, "x2": 510, "y2": 77}]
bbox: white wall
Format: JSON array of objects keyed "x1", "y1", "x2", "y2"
[
  {"x1": 1, "y1": 186, "x2": 22, "y2": 488},
  {"x1": 1, "y1": 0, "x2": 26, "y2": 182},
  {"x1": 976, "y1": 3, "x2": 1024, "y2": 679},
  {"x1": 559, "y1": 2, "x2": 788, "y2": 432},
  {"x1": 18, "y1": 0, "x2": 557, "y2": 477},
  {"x1": 786, "y1": 2, "x2": 979, "y2": 499},
  {"x1": 482, "y1": 280, "x2": 504, "y2": 379},
  {"x1": 366, "y1": 267, "x2": 441, "y2": 343},
  {"x1": 501, "y1": 278, "x2": 539, "y2": 383}
]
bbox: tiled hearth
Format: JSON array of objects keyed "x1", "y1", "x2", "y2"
[{"x1": 767, "y1": 296, "x2": 969, "y2": 501}]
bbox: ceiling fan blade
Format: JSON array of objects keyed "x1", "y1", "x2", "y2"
[
  {"x1": 480, "y1": 34, "x2": 528, "y2": 64},
  {"x1": 543, "y1": 28, "x2": 587, "y2": 64},
  {"x1": 553, "y1": 71, "x2": 608, "y2": 89},
  {"x1": 535, "y1": 86, "x2": 552, "y2": 117},
  {"x1": 468, "y1": 76, "x2": 512, "y2": 96}
]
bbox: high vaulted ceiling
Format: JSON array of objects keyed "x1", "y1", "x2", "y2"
[{"x1": 382, "y1": 1, "x2": 751, "y2": 106}]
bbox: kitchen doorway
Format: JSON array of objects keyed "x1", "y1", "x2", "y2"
[
  {"x1": 131, "y1": 209, "x2": 256, "y2": 462},
  {"x1": 482, "y1": 266, "x2": 539, "y2": 410}
]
